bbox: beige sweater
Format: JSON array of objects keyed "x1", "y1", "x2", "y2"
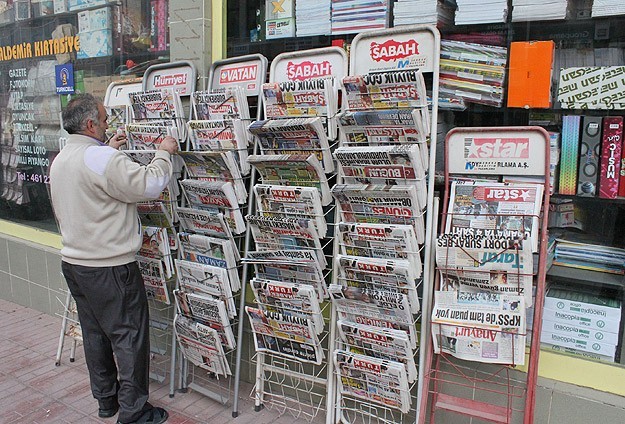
[{"x1": 50, "y1": 134, "x2": 173, "y2": 267}]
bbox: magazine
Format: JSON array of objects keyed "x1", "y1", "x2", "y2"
[
  {"x1": 342, "y1": 70, "x2": 428, "y2": 111},
  {"x1": 245, "y1": 306, "x2": 324, "y2": 365},
  {"x1": 334, "y1": 350, "x2": 411, "y2": 414},
  {"x1": 191, "y1": 87, "x2": 250, "y2": 121},
  {"x1": 136, "y1": 255, "x2": 170, "y2": 304},
  {"x1": 249, "y1": 117, "x2": 334, "y2": 173},
  {"x1": 337, "y1": 222, "x2": 421, "y2": 267},
  {"x1": 445, "y1": 181, "x2": 544, "y2": 252},
  {"x1": 178, "y1": 151, "x2": 247, "y2": 204},
  {"x1": 178, "y1": 232, "x2": 240, "y2": 292},
  {"x1": 245, "y1": 215, "x2": 326, "y2": 268},
  {"x1": 174, "y1": 314, "x2": 231, "y2": 376},
  {"x1": 180, "y1": 180, "x2": 245, "y2": 234},
  {"x1": 248, "y1": 154, "x2": 331, "y2": 206},
  {"x1": 175, "y1": 259, "x2": 236, "y2": 318},
  {"x1": 337, "y1": 320, "x2": 417, "y2": 383},
  {"x1": 251, "y1": 278, "x2": 324, "y2": 334},
  {"x1": 336, "y1": 254, "x2": 420, "y2": 314},
  {"x1": 436, "y1": 233, "x2": 534, "y2": 306},
  {"x1": 332, "y1": 184, "x2": 425, "y2": 244},
  {"x1": 254, "y1": 184, "x2": 327, "y2": 237},
  {"x1": 176, "y1": 207, "x2": 235, "y2": 242},
  {"x1": 187, "y1": 119, "x2": 251, "y2": 175},
  {"x1": 173, "y1": 289, "x2": 236, "y2": 349},
  {"x1": 245, "y1": 249, "x2": 328, "y2": 300}
]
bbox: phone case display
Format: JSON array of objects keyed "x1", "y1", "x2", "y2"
[
  {"x1": 420, "y1": 127, "x2": 551, "y2": 424},
  {"x1": 328, "y1": 25, "x2": 441, "y2": 423}
]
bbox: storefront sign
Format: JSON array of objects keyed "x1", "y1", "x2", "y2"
[
  {"x1": 55, "y1": 64, "x2": 75, "y2": 94},
  {"x1": 0, "y1": 35, "x2": 81, "y2": 62}
]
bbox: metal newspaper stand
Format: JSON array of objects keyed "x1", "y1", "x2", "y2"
[
  {"x1": 235, "y1": 47, "x2": 347, "y2": 423},
  {"x1": 418, "y1": 127, "x2": 551, "y2": 423},
  {"x1": 328, "y1": 24, "x2": 441, "y2": 423},
  {"x1": 170, "y1": 54, "x2": 267, "y2": 409}
]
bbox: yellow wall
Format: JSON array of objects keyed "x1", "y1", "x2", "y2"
[{"x1": 0, "y1": 219, "x2": 61, "y2": 249}]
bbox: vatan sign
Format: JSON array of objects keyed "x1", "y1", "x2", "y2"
[
  {"x1": 0, "y1": 35, "x2": 81, "y2": 62},
  {"x1": 55, "y1": 64, "x2": 75, "y2": 94}
]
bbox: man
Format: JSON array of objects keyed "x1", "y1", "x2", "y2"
[{"x1": 50, "y1": 94, "x2": 177, "y2": 424}]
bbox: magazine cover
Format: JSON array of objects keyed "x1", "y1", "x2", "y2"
[
  {"x1": 191, "y1": 87, "x2": 250, "y2": 121},
  {"x1": 180, "y1": 180, "x2": 245, "y2": 234},
  {"x1": 174, "y1": 289, "x2": 236, "y2": 349},
  {"x1": 176, "y1": 207, "x2": 234, "y2": 242},
  {"x1": 136, "y1": 255, "x2": 170, "y2": 304},
  {"x1": 248, "y1": 154, "x2": 331, "y2": 206},
  {"x1": 251, "y1": 278, "x2": 324, "y2": 334},
  {"x1": 334, "y1": 350, "x2": 411, "y2": 413},
  {"x1": 178, "y1": 151, "x2": 247, "y2": 203},
  {"x1": 254, "y1": 184, "x2": 327, "y2": 237},
  {"x1": 175, "y1": 259, "x2": 236, "y2": 318},
  {"x1": 337, "y1": 320, "x2": 417, "y2": 383},
  {"x1": 187, "y1": 119, "x2": 251, "y2": 175},
  {"x1": 445, "y1": 181, "x2": 544, "y2": 252},
  {"x1": 174, "y1": 314, "x2": 231, "y2": 376},
  {"x1": 245, "y1": 306, "x2": 324, "y2": 365}
]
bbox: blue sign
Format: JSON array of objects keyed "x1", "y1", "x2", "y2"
[{"x1": 55, "y1": 64, "x2": 75, "y2": 94}]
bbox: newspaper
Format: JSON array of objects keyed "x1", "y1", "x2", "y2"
[
  {"x1": 187, "y1": 119, "x2": 251, "y2": 175},
  {"x1": 136, "y1": 255, "x2": 170, "y2": 304},
  {"x1": 336, "y1": 254, "x2": 420, "y2": 314},
  {"x1": 245, "y1": 306, "x2": 324, "y2": 365},
  {"x1": 334, "y1": 350, "x2": 411, "y2": 414},
  {"x1": 254, "y1": 184, "x2": 327, "y2": 237},
  {"x1": 174, "y1": 289, "x2": 236, "y2": 349},
  {"x1": 174, "y1": 314, "x2": 231, "y2": 376},
  {"x1": 342, "y1": 70, "x2": 428, "y2": 111},
  {"x1": 175, "y1": 259, "x2": 236, "y2": 319},
  {"x1": 129, "y1": 88, "x2": 184, "y2": 121},
  {"x1": 178, "y1": 232, "x2": 240, "y2": 292},
  {"x1": 332, "y1": 184, "x2": 425, "y2": 244},
  {"x1": 337, "y1": 222, "x2": 421, "y2": 267},
  {"x1": 436, "y1": 233, "x2": 533, "y2": 306},
  {"x1": 251, "y1": 278, "x2": 324, "y2": 334},
  {"x1": 249, "y1": 117, "x2": 334, "y2": 173},
  {"x1": 139, "y1": 226, "x2": 173, "y2": 279},
  {"x1": 178, "y1": 151, "x2": 247, "y2": 204},
  {"x1": 191, "y1": 87, "x2": 250, "y2": 121},
  {"x1": 126, "y1": 122, "x2": 178, "y2": 150},
  {"x1": 245, "y1": 215, "x2": 326, "y2": 268},
  {"x1": 137, "y1": 201, "x2": 176, "y2": 248},
  {"x1": 337, "y1": 320, "x2": 417, "y2": 383},
  {"x1": 245, "y1": 249, "x2": 328, "y2": 300},
  {"x1": 180, "y1": 180, "x2": 245, "y2": 234},
  {"x1": 446, "y1": 181, "x2": 544, "y2": 252},
  {"x1": 105, "y1": 106, "x2": 127, "y2": 141},
  {"x1": 248, "y1": 154, "x2": 331, "y2": 206},
  {"x1": 176, "y1": 207, "x2": 234, "y2": 242}
]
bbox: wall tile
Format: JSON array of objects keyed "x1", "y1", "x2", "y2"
[
  {"x1": 7, "y1": 240, "x2": 28, "y2": 279},
  {"x1": 27, "y1": 246, "x2": 48, "y2": 288},
  {"x1": 0, "y1": 270, "x2": 12, "y2": 302},
  {"x1": 0, "y1": 238, "x2": 9, "y2": 272},
  {"x1": 10, "y1": 275, "x2": 31, "y2": 308},
  {"x1": 46, "y1": 251, "x2": 64, "y2": 290},
  {"x1": 29, "y1": 283, "x2": 52, "y2": 315}
]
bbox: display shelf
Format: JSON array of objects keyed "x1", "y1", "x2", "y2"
[{"x1": 547, "y1": 264, "x2": 625, "y2": 288}]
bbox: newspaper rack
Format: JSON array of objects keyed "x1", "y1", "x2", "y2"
[
  {"x1": 418, "y1": 126, "x2": 551, "y2": 424},
  {"x1": 328, "y1": 24, "x2": 441, "y2": 424}
]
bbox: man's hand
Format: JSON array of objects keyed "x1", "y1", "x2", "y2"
[
  {"x1": 108, "y1": 130, "x2": 127, "y2": 149},
  {"x1": 158, "y1": 136, "x2": 179, "y2": 155}
]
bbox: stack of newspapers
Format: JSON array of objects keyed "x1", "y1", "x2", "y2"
[
  {"x1": 296, "y1": 0, "x2": 332, "y2": 36},
  {"x1": 511, "y1": 0, "x2": 569, "y2": 21},
  {"x1": 455, "y1": 0, "x2": 508, "y2": 24},
  {"x1": 330, "y1": 0, "x2": 390, "y2": 35},
  {"x1": 592, "y1": 0, "x2": 625, "y2": 17},
  {"x1": 432, "y1": 181, "x2": 544, "y2": 365},
  {"x1": 127, "y1": 88, "x2": 186, "y2": 148},
  {"x1": 393, "y1": 0, "x2": 456, "y2": 27}
]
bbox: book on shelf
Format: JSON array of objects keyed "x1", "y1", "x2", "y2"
[
  {"x1": 191, "y1": 87, "x2": 250, "y2": 121},
  {"x1": 245, "y1": 306, "x2": 325, "y2": 365},
  {"x1": 175, "y1": 259, "x2": 236, "y2": 319},
  {"x1": 174, "y1": 314, "x2": 231, "y2": 376},
  {"x1": 342, "y1": 70, "x2": 428, "y2": 111},
  {"x1": 174, "y1": 289, "x2": 236, "y2": 349},
  {"x1": 250, "y1": 277, "x2": 324, "y2": 334},
  {"x1": 248, "y1": 154, "x2": 332, "y2": 206},
  {"x1": 178, "y1": 231, "x2": 241, "y2": 292},
  {"x1": 336, "y1": 254, "x2": 421, "y2": 314},
  {"x1": 178, "y1": 151, "x2": 247, "y2": 204},
  {"x1": 254, "y1": 184, "x2": 327, "y2": 237},
  {"x1": 176, "y1": 207, "x2": 235, "y2": 243},
  {"x1": 334, "y1": 349, "x2": 411, "y2": 414},
  {"x1": 245, "y1": 215, "x2": 326, "y2": 268},
  {"x1": 136, "y1": 254, "x2": 170, "y2": 305},
  {"x1": 249, "y1": 117, "x2": 334, "y2": 173},
  {"x1": 186, "y1": 119, "x2": 251, "y2": 175},
  {"x1": 180, "y1": 180, "x2": 246, "y2": 234},
  {"x1": 337, "y1": 319, "x2": 417, "y2": 383}
]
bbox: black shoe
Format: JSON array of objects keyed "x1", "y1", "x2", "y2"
[
  {"x1": 98, "y1": 399, "x2": 119, "y2": 418},
  {"x1": 117, "y1": 407, "x2": 168, "y2": 424}
]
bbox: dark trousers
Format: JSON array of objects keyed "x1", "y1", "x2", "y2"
[{"x1": 62, "y1": 261, "x2": 152, "y2": 423}]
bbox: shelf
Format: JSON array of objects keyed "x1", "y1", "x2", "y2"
[
  {"x1": 547, "y1": 264, "x2": 625, "y2": 288},
  {"x1": 551, "y1": 194, "x2": 625, "y2": 205}
]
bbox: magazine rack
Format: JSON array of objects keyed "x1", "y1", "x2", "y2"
[
  {"x1": 166, "y1": 54, "x2": 268, "y2": 411},
  {"x1": 328, "y1": 24, "x2": 441, "y2": 424},
  {"x1": 235, "y1": 47, "x2": 347, "y2": 423},
  {"x1": 418, "y1": 127, "x2": 551, "y2": 424}
]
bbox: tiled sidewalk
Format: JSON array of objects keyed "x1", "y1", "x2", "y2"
[{"x1": 0, "y1": 298, "x2": 319, "y2": 424}]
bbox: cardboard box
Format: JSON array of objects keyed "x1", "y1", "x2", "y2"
[
  {"x1": 577, "y1": 116, "x2": 602, "y2": 196},
  {"x1": 559, "y1": 115, "x2": 581, "y2": 195},
  {"x1": 598, "y1": 116, "x2": 623, "y2": 199},
  {"x1": 542, "y1": 342, "x2": 615, "y2": 363},
  {"x1": 540, "y1": 330, "x2": 616, "y2": 359},
  {"x1": 542, "y1": 319, "x2": 619, "y2": 345},
  {"x1": 68, "y1": 0, "x2": 108, "y2": 12},
  {"x1": 76, "y1": 29, "x2": 112, "y2": 59},
  {"x1": 542, "y1": 305, "x2": 621, "y2": 333},
  {"x1": 54, "y1": 0, "x2": 68, "y2": 14},
  {"x1": 78, "y1": 7, "x2": 111, "y2": 32}
]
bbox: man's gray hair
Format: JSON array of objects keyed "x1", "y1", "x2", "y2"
[{"x1": 62, "y1": 94, "x2": 101, "y2": 134}]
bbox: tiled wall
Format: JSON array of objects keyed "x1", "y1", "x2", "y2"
[{"x1": 0, "y1": 234, "x2": 68, "y2": 318}]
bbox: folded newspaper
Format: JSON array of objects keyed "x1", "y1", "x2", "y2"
[
  {"x1": 174, "y1": 314, "x2": 231, "y2": 377},
  {"x1": 176, "y1": 207, "x2": 234, "y2": 242},
  {"x1": 180, "y1": 180, "x2": 246, "y2": 234},
  {"x1": 192, "y1": 87, "x2": 250, "y2": 121},
  {"x1": 136, "y1": 255, "x2": 170, "y2": 305}
]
